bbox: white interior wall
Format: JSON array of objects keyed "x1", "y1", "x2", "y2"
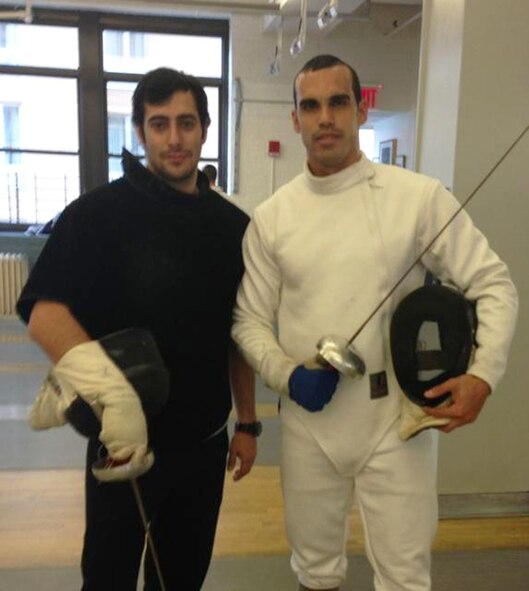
[{"x1": 417, "y1": 0, "x2": 529, "y2": 494}]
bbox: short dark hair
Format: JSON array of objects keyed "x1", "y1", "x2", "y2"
[
  {"x1": 132, "y1": 67, "x2": 211, "y2": 134},
  {"x1": 202, "y1": 164, "x2": 217, "y2": 183},
  {"x1": 293, "y1": 54, "x2": 362, "y2": 107}
]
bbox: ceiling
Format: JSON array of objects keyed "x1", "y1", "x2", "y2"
[
  {"x1": 0, "y1": 0, "x2": 423, "y2": 37},
  {"x1": 0, "y1": 0, "x2": 422, "y2": 18}
]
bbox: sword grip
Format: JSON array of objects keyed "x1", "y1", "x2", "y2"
[{"x1": 304, "y1": 355, "x2": 333, "y2": 370}]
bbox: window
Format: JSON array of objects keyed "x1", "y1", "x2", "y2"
[
  {"x1": 0, "y1": 75, "x2": 79, "y2": 225},
  {"x1": 103, "y1": 31, "x2": 146, "y2": 60},
  {"x1": 107, "y1": 106, "x2": 142, "y2": 181},
  {"x1": 108, "y1": 114, "x2": 126, "y2": 154},
  {"x1": 0, "y1": 11, "x2": 229, "y2": 229},
  {"x1": 105, "y1": 30, "x2": 125, "y2": 57},
  {"x1": 130, "y1": 32, "x2": 145, "y2": 58},
  {"x1": 2, "y1": 105, "x2": 20, "y2": 165},
  {"x1": 102, "y1": 30, "x2": 222, "y2": 77},
  {"x1": 359, "y1": 128, "x2": 376, "y2": 161},
  {"x1": 0, "y1": 23, "x2": 78, "y2": 68}
]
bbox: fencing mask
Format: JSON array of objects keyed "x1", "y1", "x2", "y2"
[{"x1": 390, "y1": 284, "x2": 477, "y2": 408}]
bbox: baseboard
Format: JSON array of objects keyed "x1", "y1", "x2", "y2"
[{"x1": 439, "y1": 492, "x2": 529, "y2": 519}]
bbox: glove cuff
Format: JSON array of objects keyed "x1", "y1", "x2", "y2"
[{"x1": 398, "y1": 393, "x2": 450, "y2": 440}]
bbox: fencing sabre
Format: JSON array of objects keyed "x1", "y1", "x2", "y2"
[
  {"x1": 131, "y1": 478, "x2": 168, "y2": 591},
  {"x1": 92, "y1": 456, "x2": 168, "y2": 591},
  {"x1": 315, "y1": 124, "x2": 529, "y2": 377}
]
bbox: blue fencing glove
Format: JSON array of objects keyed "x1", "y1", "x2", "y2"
[{"x1": 288, "y1": 364, "x2": 339, "y2": 412}]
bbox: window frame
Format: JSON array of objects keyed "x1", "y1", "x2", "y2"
[{"x1": 0, "y1": 8, "x2": 229, "y2": 231}]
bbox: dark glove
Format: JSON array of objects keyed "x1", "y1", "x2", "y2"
[{"x1": 288, "y1": 364, "x2": 339, "y2": 412}]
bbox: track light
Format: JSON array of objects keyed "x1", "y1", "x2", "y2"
[
  {"x1": 269, "y1": 17, "x2": 283, "y2": 75},
  {"x1": 269, "y1": 48, "x2": 280, "y2": 75},
  {"x1": 289, "y1": 32, "x2": 305, "y2": 57},
  {"x1": 290, "y1": 0, "x2": 307, "y2": 57},
  {"x1": 317, "y1": 0, "x2": 339, "y2": 30}
]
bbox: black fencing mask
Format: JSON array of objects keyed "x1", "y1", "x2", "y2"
[{"x1": 390, "y1": 284, "x2": 477, "y2": 407}]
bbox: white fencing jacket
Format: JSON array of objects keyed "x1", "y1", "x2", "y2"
[{"x1": 232, "y1": 155, "x2": 518, "y2": 473}]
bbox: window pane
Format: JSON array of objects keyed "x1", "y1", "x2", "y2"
[
  {"x1": 0, "y1": 154, "x2": 80, "y2": 224},
  {"x1": 2, "y1": 105, "x2": 21, "y2": 164},
  {"x1": 107, "y1": 81, "x2": 144, "y2": 159},
  {"x1": 108, "y1": 155, "x2": 124, "y2": 182},
  {"x1": 130, "y1": 32, "x2": 145, "y2": 58},
  {"x1": 103, "y1": 30, "x2": 222, "y2": 77},
  {"x1": 202, "y1": 87, "x2": 219, "y2": 160},
  {"x1": 359, "y1": 129, "x2": 375, "y2": 160},
  {"x1": 0, "y1": 75, "x2": 79, "y2": 152},
  {"x1": 108, "y1": 114, "x2": 126, "y2": 155},
  {"x1": 0, "y1": 24, "x2": 78, "y2": 69},
  {"x1": 105, "y1": 30, "x2": 124, "y2": 57},
  {"x1": 108, "y1": 155, "x2": 147, "y2": 183}
]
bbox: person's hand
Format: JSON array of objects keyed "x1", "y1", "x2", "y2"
[
  {"x1": 422, "y1": 374, "x2": 491, "y2": 433},
  {"x1": 227, "y1": 432, "x2": 257, "y2": 481},
  {"x1": 53, "y1": 340, "x2": 151, "y2": 470},
  {"x1": 288, "y1": 364, "x2": 339, "y2": 412}
]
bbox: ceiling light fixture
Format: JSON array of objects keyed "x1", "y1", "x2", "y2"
[
  {"x1": 290, "y1": 0, "x2": 307, "y2": 57},
  {"x1": 317, "y1": 0, "x2": 339, "y2": 30},
  {"x1": 269, "y1": 16, "x2": 283, "y2": 75}
]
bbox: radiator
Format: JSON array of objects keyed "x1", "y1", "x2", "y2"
[{"x1": 0, "y1": 253, "x2": 29, "y2": 316}]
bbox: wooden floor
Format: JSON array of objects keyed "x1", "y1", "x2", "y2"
[{"x1": 1, "y1": 467, "x2": 529, "y2": 570}]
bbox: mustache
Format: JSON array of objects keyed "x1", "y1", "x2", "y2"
[
  {"x1": 313, "y1": 129, "x2": 342, "y2": 140},
  {"x1": 164, "y1": 148, "x2": 191, "y2": 156}
]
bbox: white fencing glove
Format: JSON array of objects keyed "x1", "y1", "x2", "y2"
[
  {"x1": 29, "y1": 371, "x2": 70, "y2": 430},
  {"x1": 398, "y1": 392, "x2": 450, "y2": 440},
  {"x1": 50, "y1": 340, "x2": 151, "y2": 473}
]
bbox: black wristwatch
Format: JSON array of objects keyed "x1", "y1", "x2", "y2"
[{"x1": 234, "y1": 421, "x2": 263, "y2": 437}]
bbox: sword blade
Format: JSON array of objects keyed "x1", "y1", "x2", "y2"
[
  {"x1": 347, "y1": 124, "x2": 529, "y2": 346},
  {"x1": 130, "y1": 478, "x2": 167, "y2": 591}
]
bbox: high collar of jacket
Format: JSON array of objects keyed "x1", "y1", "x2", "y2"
[
  {"x1": 302, "y1": 152, "x2": 376, "y2": 195},
  {"x1": 121, "y1": 149, "x2": 211, "y2": 204}
]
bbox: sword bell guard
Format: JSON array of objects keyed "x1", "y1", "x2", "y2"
[
  {"x1": 91, "y1": 449, "x2": 155, "y2": 482},
  {"x1": 316, "y1": 335, "x2": 366, "y2": 379}
]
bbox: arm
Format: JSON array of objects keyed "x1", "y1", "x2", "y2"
[
  {"x1": 28, "y1": 300, "x2": 90, "y2": 363},
  {"x1": 28, "y1": 300, "x2": 150, "y2": 470},
  {"x1": 227, "y1": 343, "x2": 257, "y2": 481},
  {"x1": 418, "y1": 182, "x2": 518, "y2": 430},
  {"x1": 232, "y1": 211, "x2": 297, "y2": 395},
  {"x1": 232, "y1": 211, "x2": 339, "y2": 411}
]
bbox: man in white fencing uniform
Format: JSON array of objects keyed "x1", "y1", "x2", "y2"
[{"x1": 232, "y1": 55, "x2": 518, "y2": 591}]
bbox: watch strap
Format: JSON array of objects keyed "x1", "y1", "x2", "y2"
[{"x1": 234, "y1": 420, "x2": 262, "y2": 437}]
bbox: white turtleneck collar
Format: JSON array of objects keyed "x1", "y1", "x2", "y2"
[{"x1": 302, "y1": 152, "x2": 376, "y2": 195}]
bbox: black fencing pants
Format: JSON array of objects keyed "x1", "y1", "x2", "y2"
[{"x1": 81, "y1": 428, "x2": 228, "y2": 591}]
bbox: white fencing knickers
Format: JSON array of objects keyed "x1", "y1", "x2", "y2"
[{"x1": 280, "y1": 409, "x2": 439, "y2": 590}]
